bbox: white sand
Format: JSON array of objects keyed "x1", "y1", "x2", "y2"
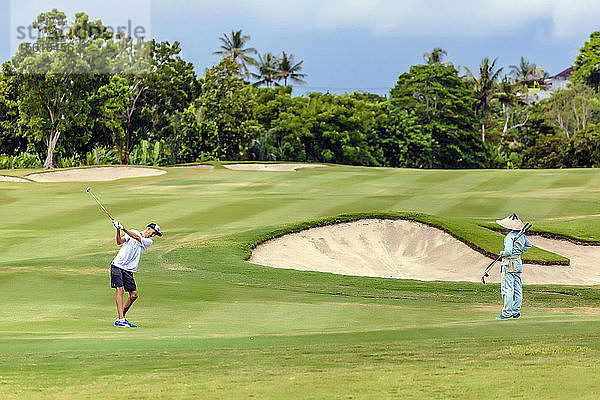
[
  {"x1": 250, "y1": 219, "x2": 600, "y2": 285},
  {"x1": 525, "y1": 236, "x2": 600, "y2": 285},
  {"x1": 26, "y1": 166, "x2": 167, "y2": 182},
  {"x1": 223, "y1": 163, "x2": 326, "y2": 171},
  {"x1": 0, "y1": 175, "x2": 30, "y2": 182},
  {"x1": 171, "y1": 164, "x2": 214, "y2": 169}
]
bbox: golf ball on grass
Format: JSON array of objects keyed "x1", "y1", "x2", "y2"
[{"x1": 188, "y1": 325, "x2": 192, "y2": 329}]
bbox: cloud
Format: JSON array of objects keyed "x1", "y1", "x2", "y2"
[{"x1": 165, "y1": 0, "x2": 600, "y2": 39}]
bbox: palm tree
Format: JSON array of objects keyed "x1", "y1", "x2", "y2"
[
  {"x1": 273, "y1": 52, "x2": 306, "y2": 86},
  {"x1": 423, "y1": 47, "x2": 447, "y2": 65},
  {"x1": 213, "y1": 30, "x2": 257, "y2": 75},
  {"x1": 509, "y1": 57, "x2": 540, "y2": 93},
  {"x1": 465, "y1": 57, "x2": 503, "y2": 142},
  {"x1": 495, "y1": 76, "x2": 526, "y2": 136},
  {"x1": 251, "y1": 52, "x2": 280, "y2": 87}
]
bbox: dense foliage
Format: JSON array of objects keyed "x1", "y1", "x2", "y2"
[{"x1": 3, "y1": 9, "x2": 600, "y2": 169}]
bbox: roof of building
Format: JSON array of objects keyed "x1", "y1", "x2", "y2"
[{"x1": 553, "y1": 66, "x2": 574, "y2": 79}]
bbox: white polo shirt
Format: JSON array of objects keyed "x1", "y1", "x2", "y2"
[{"x1": 111, "y1": 230, "x2": 153, "y2": 272}]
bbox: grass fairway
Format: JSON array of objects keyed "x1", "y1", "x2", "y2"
[{"x1": 2, "y1": 164, "x2": 600, "y2": 399}]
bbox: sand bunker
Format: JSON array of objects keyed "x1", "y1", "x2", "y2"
[
  {"x1": 223, "y1": 163, "x2": 326, "y2": 171},
  {"x1": 526, "y1": 237, "x2": 600, "y2": 285},
  {"x1": 250, "y1": 219, "x2": 600, "y2": 285},
  {"x1": 171, "y1": 164, "x2": 214, "y2": 169},
  {"x1": 0, "y1": 175, "x2": 30, "y2": 182},
  {"x1": 26, "y1": 166, "x2": 166, "y2": 182}
]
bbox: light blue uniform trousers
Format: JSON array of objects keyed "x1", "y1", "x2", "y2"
[
  {"x1": 500, "y1": 269, "x2": 522, "y2": 317},
  {"x1": 499, "y1": 230, "x2": 531, "y2": 317}
]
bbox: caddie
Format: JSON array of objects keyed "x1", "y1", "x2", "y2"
[{"x1": 495, "y1": 214, "x2": 532, "y2": 319}]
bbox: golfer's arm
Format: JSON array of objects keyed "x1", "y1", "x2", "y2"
[
  {"x1": 116, "y1": 229, "x2": 126, "y2": 245},
  {"x1": 122, "y1": 227, "x2": 142, "y2": 244}
]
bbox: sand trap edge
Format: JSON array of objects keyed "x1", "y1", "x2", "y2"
[
  {"x1": 25, "y1": 166, "x2": 167, "y2": 182},
  {"x1": 245, "y1": 215, "x2": 570, "y2": 267},
  {"x1": 248, "y1": 218, "x2": 597, "y2": 284},
  {"x1": 223, "y1": 163, "x2": 327, "y2": 171},
  {"x1": 170, "y1": 164, "x2": 215, "y2": 169},
  {"x1": 0, "y1": 175, "x2": 31, "y2": 182}
]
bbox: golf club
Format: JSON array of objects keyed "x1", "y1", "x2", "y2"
[
  {"x1": 481, "y1": 222, "x2": 532, "y2": 284},
  {"x1": 86, "y1": 187, "x2": 115, "y2": 221}
]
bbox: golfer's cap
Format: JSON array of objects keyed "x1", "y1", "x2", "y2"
[{"x1": 147, "y1": 223, "x2": 162, "y2": 236}]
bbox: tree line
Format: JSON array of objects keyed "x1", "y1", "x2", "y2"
[{"x1": 2, "y1": 9, "x2": 600, "y2": 170}]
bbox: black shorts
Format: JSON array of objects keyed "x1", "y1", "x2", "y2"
[{"x1": 110, "y1": 265, "x2": 137, "y2": 292}]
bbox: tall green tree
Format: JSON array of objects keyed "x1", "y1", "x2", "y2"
[
  {"x1": 465, "y1": 57, "x2": 503, "y2": 142},
  {"x1": 106, "y1": 37, "x2": 153, "y2": 163},
  {"x1": 274, "y1": 52, "x2": 306, "y2": 86},
  {"x1": 251, "y1": 88, "x2": 379, "y2": 165},
  {"x1": 213, "y1": 30, "x2": 257, "y2": 76},
  {"x1": 145, "y1": 41, "x2": 200, "y2": 138},
  {"x1": 0, "y1": 63, "x2": 22, "y2": 155},
  {"x1": 94, "y1": 75, "x2": 131, "y2": 162},
  {"x1": 494, "y1": 76, "x2": 526, "y2": 137},
  {"x1": 572, "y1": 31, "x2": 600, "y2": 92},
  {"x1": 541, "y1": 83, "x2": 599, "y2": 139},
  {"x1": 564, "y1": 123, "x2": 600, "y2": 167},
  {"x1": 199, "y1": 57, "x2": 260, "y2": 159},
  {"x1": 390, "y1": 64, "x2": 488, "y2": 168},
  {"x1": 11, "y1": 10, "x2": 116, "y2": 168},
  {"x1": 368, "y1": 103, "x2": 431, "y2": 168}
]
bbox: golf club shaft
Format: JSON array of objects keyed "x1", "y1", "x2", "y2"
[
  {"x1": 87, "y1": 189, "x2": 114, "y2": 220},
  {"x1": 481, "y1": 222, "x2": 532, "y2": 282}
]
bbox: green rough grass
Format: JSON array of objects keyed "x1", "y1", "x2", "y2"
[{"x1": 2, "y1": 164, "x2": 600, "y2": 399}]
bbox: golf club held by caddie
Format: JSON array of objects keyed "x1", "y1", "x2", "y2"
[{"x1": 481, "y1": 222, "x2": 532, "y2": 284}]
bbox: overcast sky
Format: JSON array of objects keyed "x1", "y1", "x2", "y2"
[{"x1": 2, "y1": 0, "x2": 599, "y2": 95}]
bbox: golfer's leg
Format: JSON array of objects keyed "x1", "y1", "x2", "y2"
[
  {"x1": 123, "y1": 291, "x2": 138, "y2": 317},
  {"x1": 116, "y1": 287, "x2": 125, "y2": 319},
  {"x1": 513, "y1": 274, "x2": 523, "y2": 315}
]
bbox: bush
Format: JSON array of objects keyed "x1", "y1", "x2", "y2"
[
  {"x1": 565, "y1": 124, "x2": 600, "y2": 167},
  {"x1": 130, "y1": 140, "x2": 168, "y2": 166},
  {"x1": 55, "y1": 155, "x2": 81, "y2": 169},
  {"x1": 84, "y1": 146, "x2": 119, "y2": 166},
  {"x1": 519, "y1": 134, "x2": 568, "y2": 168},
  {"x1": 0, "y1": 152, "x2": 42, "y2": 169}
]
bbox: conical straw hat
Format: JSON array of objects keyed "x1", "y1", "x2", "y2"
[{"x1": 496, "y1": 213, "x2": 525, "y2": 231}]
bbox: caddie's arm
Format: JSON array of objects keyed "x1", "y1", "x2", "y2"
[
  {"x1": 121, "y1": 226, "x2": 143, "y2": 245},
  {"x1": 500, "y1": 234, "x2": 513, "y2": 257},
  {"x1": 522, "y1": 236, "x2": 532, "y2": 252}
]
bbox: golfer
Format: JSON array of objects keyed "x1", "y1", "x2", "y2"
[
  {"x1": 495, "y1": 214, "x2": 531, "y2": 320},
  {"x1": 110, "y1": 220, "x2": 162, "y2": 327}
]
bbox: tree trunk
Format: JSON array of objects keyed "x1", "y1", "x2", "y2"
[
  {"x1": 503, "y1": 105, "x2": 510, "y2": 135},
  {"x1": 43, "y1": 129, "x2": 61, "y2": 169},
  {"x1": 125, "y1": 122, "x2": 132, "y2": 164},
  {"x1": 481, "y1": 105, "x2": 486, "y2": 142},
  {"x1": 481, "y1": 118, "x2": 486, "y2": 142}
]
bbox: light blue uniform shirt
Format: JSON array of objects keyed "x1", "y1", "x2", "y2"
[{"x1": 499, "y1": 230, "x2": 532, "y2": 273}]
